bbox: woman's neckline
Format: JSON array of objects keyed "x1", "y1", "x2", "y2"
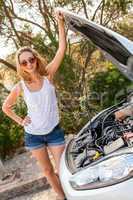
[{"x1": 24, "y1": 77, "x2": 46, "y2": 93}]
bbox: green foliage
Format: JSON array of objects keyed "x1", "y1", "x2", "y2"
[
  {"x1": 33, "y1": 34, "x2": 54, "y2": 57},
  {"x1": 55, "y1": 0, "x2": 92, "y2": 7},
  {"x1": 59, "y1": 96, "x2": 89, "y2": 134},
  {"x1": 115, "y1": 14, "x2": 133, "y2": 40},
  {"x1": 0, "y1": 1, "x2": 5, "y2": 34},
  {"x1": 0, "y1": 87, "x2": 26, "y2": 159},
  {"x1": 32, "y1": 34, "x2": 78, "y2": 91},
  {"x1": 89, "y1": 63, "x2": 132, "y2": 109},
  {"x1": 61, "y1": 109, "x2": 89, "y2": 134},
  {"x1": 0, "y1": 0, "x2": 133, "y2": 158},
  {"x1": 105, "y1": 0, "x2": 133, "y2": 13}
]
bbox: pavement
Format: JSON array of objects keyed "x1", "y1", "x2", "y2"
[
  {"x1": 0, "y1": 135, "x2": 73, "y2": 200},
  {"x1": 0, "y1": 150, "x2": 54, "y2": 200},
  {"x1": 12, "y1": 188, "x2": 57, "y2": 200}
]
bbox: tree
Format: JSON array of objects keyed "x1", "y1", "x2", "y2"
[
  {"x1": 0, "y1": 0, "x2": 132, "y2": 152},
  {"x1": 0, "y1": 159, "x2": 7, "y2": 180}
]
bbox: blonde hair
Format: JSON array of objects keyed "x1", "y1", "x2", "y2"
[{"x1": 16, "y1": 46, "x2": 48, "y2": 82}]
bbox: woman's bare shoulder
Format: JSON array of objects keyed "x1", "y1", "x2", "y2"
[
  {"x1": 45, "y1": 75, "x2": 54, "y2": 84},
  {"x1": 11, "y1": 81, "x2": 23, "y2": 96}
]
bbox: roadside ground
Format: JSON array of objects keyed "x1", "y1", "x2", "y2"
[{"x1": 0, "y1": 135, "x2": 73, "y2": 200}]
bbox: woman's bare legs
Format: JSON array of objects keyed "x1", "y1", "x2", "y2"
[
  {"x1": 48, "y1": 144, "x2": 65, "y2": 174},
  {"x1": 31, "y1": 146, "x2": 65, "y2": 199}
]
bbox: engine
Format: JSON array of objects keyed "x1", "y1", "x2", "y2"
[{"x1": 70, "y1": 106, "x2": 133, "y2": 169}]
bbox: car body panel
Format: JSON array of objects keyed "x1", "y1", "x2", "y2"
[
  {"x1": 60, "y1": 150, "x2": 133, "y2": 200},
  {"x1": 57, "y1": 8, "x2": 133, "y2": 200},
  {"x1": 57, "y1": 8, "x2": 133, "y2": 81}
]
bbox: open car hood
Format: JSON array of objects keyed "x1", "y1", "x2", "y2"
[{"x1": 58, "y1": 8, "x2": 133, "y2": 81}]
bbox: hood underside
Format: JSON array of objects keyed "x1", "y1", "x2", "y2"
[{"x1": 59, "y1": 8, "x2": 133, "y2": 81}]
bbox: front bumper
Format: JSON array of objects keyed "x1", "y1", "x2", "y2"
[{"x1": 59, "y1": 149, "x2": 133, "y2": 200}]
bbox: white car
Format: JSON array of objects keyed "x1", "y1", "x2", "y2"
[{"x1": 58, "y1": 9, "x2": 133, "y2": 200}]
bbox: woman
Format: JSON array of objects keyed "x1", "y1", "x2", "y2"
[{"x1": 2, "y1": 11, "x2": 67, "y2": 200}]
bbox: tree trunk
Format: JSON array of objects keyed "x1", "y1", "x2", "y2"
[{"x1": 0, "y1": 159, "x2": 7, "y2": 180}]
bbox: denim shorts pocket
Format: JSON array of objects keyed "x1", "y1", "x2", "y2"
[
  {"x1": 24, "y1": 132, "x2": 45, "y2": 149},
  {"x1": 46, "y1": 126, "x2": 65, "y2": 145},
  {"x1": 24, "y1": 132, "x2": 33, "y2": 146}
]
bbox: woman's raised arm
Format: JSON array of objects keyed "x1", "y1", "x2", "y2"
[{"x1": 46, "y1": 11, "x2": 67, "y2": 79}]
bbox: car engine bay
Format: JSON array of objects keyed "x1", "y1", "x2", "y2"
[{"x1": 68, "y1": 100, "x2": 133, "y2": 171}]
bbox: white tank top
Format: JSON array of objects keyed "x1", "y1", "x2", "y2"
[{"x1": 21, "y1": 77, "x2": 59, "y2": 135}]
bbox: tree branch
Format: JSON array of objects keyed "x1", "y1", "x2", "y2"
[
  {"x1": 9, "y1": 0, "x2": 14, "y2": 13},
  {"x1": 0, "y1": 58, "x2": 16, "y2": 71},
  {"x1": 2, "y1": 1, "x2": 23, "y2": 46},
  {"x1": 100, "y1": 0, "x2": 105, "y2": 25},
  {"x1": 12, "y1": 37, "x2": 19, "y2": 49},
  {"x1": 91, "y1": 0, "x2": 103, "y2": 21},
  {"x1": 38, "y1": 0, "x2": 55, "y2": 43},
  {"x1": 9, "y1": 6, "x2": 48, "y2": 33},
  {"x1": 81, "y1": 0, "x2": 89, "y2": 19}
]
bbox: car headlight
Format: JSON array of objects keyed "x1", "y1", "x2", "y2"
[{"x1": 69, "y1": 154, "x2": 133, "y2": 190}]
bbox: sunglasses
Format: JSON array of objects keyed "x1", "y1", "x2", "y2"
[{"x1": 20, "y1": 57, "x2": 36, "y2": 67}]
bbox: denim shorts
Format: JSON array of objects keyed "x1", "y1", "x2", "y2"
[{"x1": 24, "y1": 124, "x2": 65, "y2": 150}]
